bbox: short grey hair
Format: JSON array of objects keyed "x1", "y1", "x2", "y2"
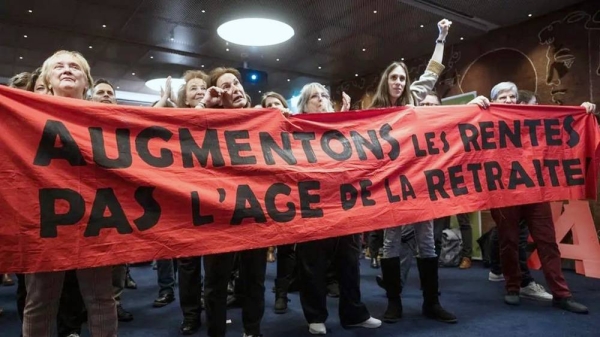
[
  {"x1": 490, "y1": 82, "x2": 518, "y2": 101},
  {"x1": 297, "y1": 82, "x2": 334, "y2": 113}
]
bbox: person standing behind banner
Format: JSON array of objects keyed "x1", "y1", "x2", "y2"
[
  {"x1": 89, "y1": 78, "x2": 136, "y2": 324},
  {"x1": 174, "y1": 70, "x2": 210, "y2": 336},
  {"x1": 22, "y1": 50, "x2": 117, "y2": 337},
  {"x1": 468, "y1": 82, "x2": 595, "y2": 314},
  {"x1": 292, "y1": 82, "x2": 381, "y2": 335},
  {"x1": 371, "y1": 19, "x2": 457, "y2": 325},
  {"x1": 195, "y1": 67, "x2": 267, "y2": 337}
]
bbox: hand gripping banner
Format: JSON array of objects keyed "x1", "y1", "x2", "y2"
[{"x1": 0, "y1": 86, "x2": 598, "y2": 273}]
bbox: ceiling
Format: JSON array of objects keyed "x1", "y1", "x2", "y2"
[{"x1": 0, "y1": 0, "x2": 587, "y2": 104}]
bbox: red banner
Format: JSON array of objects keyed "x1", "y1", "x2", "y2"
[{"x1": 0, "y1": 86, "x2": 598, "y2": 273}]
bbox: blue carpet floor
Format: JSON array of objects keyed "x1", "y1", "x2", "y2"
[{"x1": 1, "y1": 259, "x2": 599, "y2": 337}]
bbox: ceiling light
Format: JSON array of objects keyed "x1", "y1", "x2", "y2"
[
  {"x1": 251, "y1": 74, "x2": 257, "y2": 80},
  {"x1": 170, "y1": 37, "x2": 174, "y2": 41},
  {"x1": 226, "y1": 48, "x2": 229, "y2": 51},
  {"x1": 150, "y1": 56, "x2": 154, "y2": 59},
  {"x1": 217, "y1": 18, "x2": 294, "y2": 46},
  {"x1": 362, "y1": 48, "x2": 366, "y2": 51},
  {"x1": 145, "y1": 78, "x2": 185, "y2": 92},
  {"x1": 258, "y1": 90, "x2": 262, "y2": 93},
  {"x1": 420, "y1": 24, "x2": 424, "y2": 28},
  {"x1": 401, "y1": 57, "x2": 405, "y2": 61},
  {"x1": 88, "y1": 45, "x2": 93, "y2": 49},
  {"x1": 287, "y1": 79, "x2": 290, "y2": 82},
  {"x1": 355, "y1": 74, "x2": 358, "y2": 77},
  {"x1": 528, "y1": 14, "x2": 533, "y2": 17},
  {"x1": 202, "y1": 10, "x2": 206, "y2": 13},
  {"x1": 102, "y1": 24, "x2": 106, "y2": 28},
  {"x1": 318, "y1": 37, "x2": 322, "y2": 41},
  {"x1": 373, "y1": 10, "x2": 377, "y2": 13},
  {"x1": 460, "y1": 37, "x2": 464, "y2": 40},
  {"x1": 19, "y1": 56, "x2": 23, "y2": 60},
  {"x1": 116, "y1": 86, "x2": 120, "y2": 89},
  {"x1": 23, "y1": 35, "x2": 28, "y2": 38},
  {"x1": 276, "y1": 58, "x2": 280, "y2": 61},
  {"x1": 201, "y1": 64, "x2": 205, "y2": 68},
  {"x1": 28, "y1": 9, "x2": 32, "y2": 13},
  {"x1": 318, "y1": 66, "x2": 322, "y2": 69},
  {"x1": 131, "y1": 72, "x2": 135, "y2": 76}
]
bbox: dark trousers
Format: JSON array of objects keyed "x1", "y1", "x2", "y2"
[
  {"x1": 433, "y1": 213, "x2": 473, "y2": 258},
  {"x1": 178, "y1": 256, "x2": 203, "y2": 323},
  {"x1": 368, "y1": 230, "x2": 383, "y2": 257},
  {"x1": 204, "y1": 249, "x2": 266, "y2": 337},
  {"x1": 297, "y1": 234, "x2": 370, "y2": 326},
  {"x1": 490, "y1": 222, "x2": 534, "y2": 287},
  {"x1": 275, "y1": 244, "x2": 296, "y2": 290},
  {"x1": 17, "y1": 271, "x2": 85, "y2": 337},
  {"x1": 491, "y1": 202, "x2": 571, "y2": 298}
]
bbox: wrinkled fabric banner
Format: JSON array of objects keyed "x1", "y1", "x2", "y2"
[{"x1": 0, "y1": 86, "x2": 598, "y2": 273}]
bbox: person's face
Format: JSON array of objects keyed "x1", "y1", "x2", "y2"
[
  {"x1": 49, "y1": 53, "x2": 88, "y2": 99},
  {"x1": 421, "y1": 94, "x2": 440, "y2": 106},
  {"x1": 264, "y1": 96, "x2": 284, "y2": 108},
  {"x1": 493, "y1": 89, "x2": 517, "y2": 104},
  {"x1": 91, "y1": 83, "x2": 116, "y2": 104},
  {"x1": 387, "y1": 66, "x2": 407, "y2": 101},
  {"x1": 185, "y1": 78, "x2": 207, "y2": 107},
  {"x1": 33, "y1": 76, "x2": 49, "y2": 95},
  {"x1": 519, "y1": 97, "x2": 538, "y2": 105},
  {"x1": 304, "y1": 87, "x2": 331, "y2": 113},
  {"x1": 216, "y1": 73, "x2": 247, "y2": 108}
]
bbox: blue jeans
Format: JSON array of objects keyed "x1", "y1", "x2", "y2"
[{"x1": 156, "y1": 259, "x2": 175, "y2": 296}]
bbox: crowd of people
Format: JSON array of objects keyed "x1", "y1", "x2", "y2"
[{"x1": 0, "y1": 17, "x2": 598, "y2": 337}]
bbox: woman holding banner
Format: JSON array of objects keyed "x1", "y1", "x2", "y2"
[
  {"x1": 195, "y1": 67, "x2": 267, "y2": 337},
  {"x1": 293, "y1": 83, "x2": 382, "y2": 335},
  {"x1": 370, "y1": 19, "x2": 457, "y2": 324},
  {"x1": 21, "y1": 51, "x2": 117, "y2": 337}
]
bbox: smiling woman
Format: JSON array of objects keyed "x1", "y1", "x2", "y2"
[{"x1": 41, "y1": 50, "x2": 93, "y2": 99}]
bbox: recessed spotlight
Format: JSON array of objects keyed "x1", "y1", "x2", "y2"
[
  {"x1": 202, "y1": 10, "x2": 206, "y2": 13},
  {"x1": 287, "y1": 79, "x2": 290, "y2": 82},
  {"x1": 420, "y1": 24, "x2": 424, "y2": 28},
  {"x1": 460, "y1": 37, "x2": 464, "y2": 40},
  {"x1": 258, "y1": 90, "x2": 262, "y2": 93},
  {"x1": 132, "y1": 72, "x2": 135, "y2": 76},
  {"x1": 150, "y1": 56, "x2": 154, "y2": 59},
  {"x1": 355, "y1": 74, "x2": 358, "y2": 77},
  {"x1": 19, "y1": 56, "x2": 23, "y2": 60},
  {"x1": 23, "y1": 35, "x2": 28, "y2": 38},
  {"x1": 28, "y1": 9, "x2": 33, "y2": 13},
  {"x1": 276, "y1": 58, "x2": 280, "y2": 61},
  {"x1": 318, "y1": 37, "x2": 322, "y2": 41},
  {"x1": 362, "y1": 48, "x2": 366, "y2": 51},
  {"x1": 116, "y1": 86, "x2": 120, "y2": 89},
  {"x1": 88, "y1": 45, "x2": 93, "y2": 49},
  {"x1": 318, "y1": 66, "x2": 322, "y2": 69},
  {"x1": 102, "y1": 24, "x2": 106, "y2": 28},
  {"x1": 226, "y1": 48, "x2": 229, "y2": 51},
  {"x1": 528, "y1": 14, "x2": 532, "y2": 17},
  {"x1": 201, "y1": 64, "x2": 205, "y2": 68},
  {"x1": 373, "y1": 10, "x2": 377, "y2": 14},
  {"x1": 170, "y1": 37, "x2": 174, "y2": 41},
  {"x1": 401, "y1": 57, "x2": 405, "y2": 61}
]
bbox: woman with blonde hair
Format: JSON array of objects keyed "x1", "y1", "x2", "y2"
[
  {"x1": 296, "y1": 83, "x2": 350, "y2": 113},
  {"x1": 22, "y1": 50, "x2": 117, "y2": 337},
  {"x1": 371, "y1": 19, "x2": 457, "y2": 324}
]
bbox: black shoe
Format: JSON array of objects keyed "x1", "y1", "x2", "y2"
[
  {"x1": 153, "y1": 293, "x2": 175, "y2": 307},
  {"x1": 274, "y1": 296, "x2": 289, "y2": 314},
  {"x1": 371, "y1": 258, "x2": 380, "y2": 269},
  {"x1": 125, "y1": 272, "x2": 137, "y2": 290},
  {"x1": 117, "y1": 304, "x2": 134, "y2": 322},
  {"x1": 422, "y1": 303, "x2": 457, "y2": 324},
  {"x1": 180, "y1": 320, "x2": 200, "y2": 335},
  {"x1": 552, "y1": 297, "x2": 589, "y2": 314},
  {"x1": 327, "y1": 282, "x2": 340, "y2": 298},
  {"x1": 383, "y1": 298, "x2": 402, "y2": 323},
  {"x1": 504, "y1": 292, "x2": 520, "y2": 306}
]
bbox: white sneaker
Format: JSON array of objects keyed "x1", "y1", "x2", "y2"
[
  {"x1": 348, "y1": 317, "x2": 382, "y2": 329},
  {"x1": 520, "y1": 281, "x2": 553, "y2": 301},
  {"x1": 309, "y1": 323, "x2": 327, "y2": 335},
  {"x1": 488, "y1": 271, "x2": 505, "y2": 282}
]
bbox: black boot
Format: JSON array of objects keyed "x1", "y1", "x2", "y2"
[
  {"x1": 274, "y1": 278, "x2": 290, "y2": 314},
  {"x1": 379, "y1": 257, "x2": 403, "y2": 323},
  {"x1": 417, "y1": 257, "x2": 457, "y2": 324}
]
